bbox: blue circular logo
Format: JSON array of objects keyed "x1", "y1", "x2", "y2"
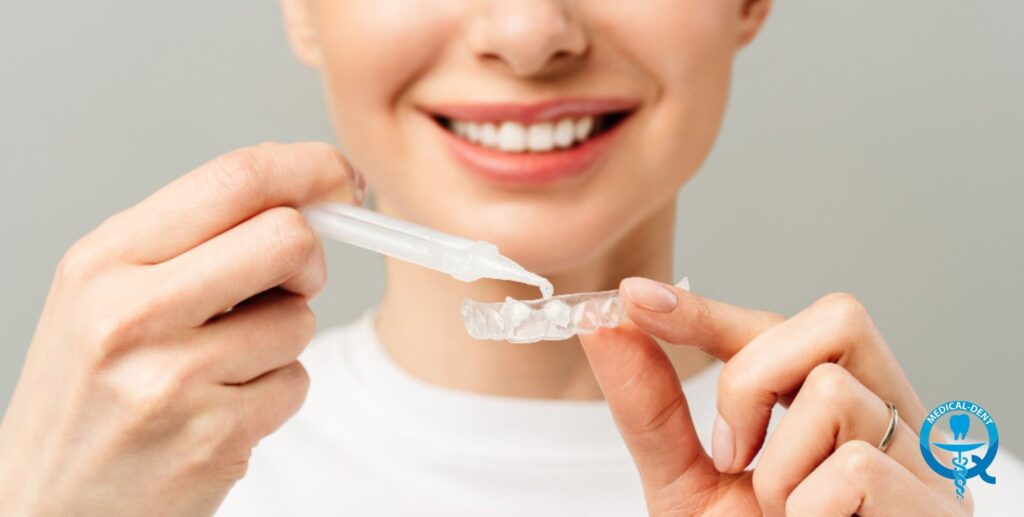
[{"x1": 919, "y1": 400, "x2": 998, "y2": 500}]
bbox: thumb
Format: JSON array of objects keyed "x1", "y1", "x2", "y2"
[
  {"x1": 579, "y1": 321, "x2": 715, "y2": 494},
  {"x1": 619, "y1": 277, "x2": 784, "y2": 361}
]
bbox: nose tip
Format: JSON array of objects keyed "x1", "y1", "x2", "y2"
[{"x1": 468, "y1": 0, "x2": 588, "y2": 77}]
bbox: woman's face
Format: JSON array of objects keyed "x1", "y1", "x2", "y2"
[{"x1": 283, "y1": 0, "x2": 769, "y2": 275}]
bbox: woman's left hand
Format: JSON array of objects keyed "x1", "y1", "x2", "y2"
[{"x1": 580, "y1": 278, "x2": 970, "y2": 516}]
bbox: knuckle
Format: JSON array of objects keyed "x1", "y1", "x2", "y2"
[
  {"x1": 277, "y1": 361, "x2": 310, "y2": 395},
  {"x1": 104, "y1": 368, "x2": 186, "y2": 426},
  {"x1": 88, "y1": 295, "x2": 169, "y2": 358},
  {"x1": 309, "y1": 142, "x2": 348, "y2": 180},
  {"x1": 218, "y1": 456, "x2": 252, "y2": 483},
  {"x1": 183, "y1": 409, "x2": 253, "y2": 482},
  {"x1": 208, "y1": 148, "x2": 270, "y2": 204},
  {"x1": 309, "y1": 141, "x2": 343, "y2": 161},
  {"x1": 294, "y1": 302, "x2": 317, "y2": 341},
  {"x1": 276, "y1": 293, "x2": 317, "y2": 343},
  {"x1": 289, "y1": 361, "x2": 311, "y2": 395},
  {"x1": 835, "y1": 440, "x2": 881, "y2": 479},
  {"x1": 717, "y1": 363, "x2": 752, "y2": 400},
  {"x1": 89, "y1": 312, "x2": 146, "y2": 358},
  {"x1": 803, "y1": 363, "x2": 855, "y2": 407},
  {"x1": 277, "y1": 362, "x2": 312, "y2": 420},
  {"x1": 240, "y1": 362, "x2": 310, "y2": 440},
  {"x1": 817, "y1": 291, "x2": 871, "y2": 328},
  {"x1": 310, "y1": 248, "x2": 329, "y2": 294},
  {"x1": 55, "y1": 239, "x2": 106, "y2": 286},
  {"x1": 265, "y1": 207, "x2": 317, "y2": 268},
  {"x1": 54, "y1": 209, "x2": 134, "y2": 286},
  {"x1": 636, "y1": 395, "x2": 684, "y2": 435}
]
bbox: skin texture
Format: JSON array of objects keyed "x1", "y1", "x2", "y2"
[
  {"x1": 0, "y1": 143, "x2": 363, "y2": 515},
  {"x1": 582, "y1": 282, "x2": 971, "y2": 515},
  {"x1": 0, "y1": 0, "x2": 971, "y2": 515}
]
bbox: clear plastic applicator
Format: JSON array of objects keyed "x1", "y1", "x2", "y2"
[{"x1": 301, "y1": 202, "x2": 554, "y2": 298}]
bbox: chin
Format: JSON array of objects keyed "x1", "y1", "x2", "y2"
[
  {"x1": 458, "y1": 206, "x2": 626, "y2": 276},
  {"x1": 504, "y1": 233, "x2": 603, "y2": 275}
]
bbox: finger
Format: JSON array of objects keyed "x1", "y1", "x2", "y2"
[
  {"x1": 291, "y1": 231, "x2": 327, "y2": 297},
  {"x1": 579, "y1": 321, "x2": 717, "y2": 495},
  {"x1": 103, "y1": 142, "x2": 363, "y2": 265},
  {"x1": 153, "y1": 206, "x2": 326, "y2": 326},
  {"x1": 786, "y1": 441, "x2": 957, "y2": 517},
  {"x1": 231, "y1": 361, "x2": 310, "y2": 442},
  {"x1": 713, "y1": 293, "x2": 926, "y2": 473},
  {"x1": 195, "y1": 289, "x2": 316, "y2": 384},
  {"x1": 619, "y1": 277, "x2": 784, "y2": 360},
  {"x1": 753, "y1": 364, "x2": 944, "y2": 516}
]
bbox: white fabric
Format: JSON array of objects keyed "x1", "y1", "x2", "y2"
[{"x1": 218, "y1": 309, "x2": 1023, "y2": 516}]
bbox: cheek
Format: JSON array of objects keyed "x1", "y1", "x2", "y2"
[
  {"x1": 317, "y1": 2, "x2": 458, "y2": 96},
  {"x1": 314, "y1": 1, "x2": 459, "y2": 177},
  {"x1": 604, "y1": 0, "x2": 737, "y2": 191}
]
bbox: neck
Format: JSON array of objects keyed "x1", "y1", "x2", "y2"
[{"x1": 373, "y1": 198, "x2": 712, "y2": 400}]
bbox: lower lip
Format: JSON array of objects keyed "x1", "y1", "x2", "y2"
[{"x1": 435, "y1": 118, "x2": 628, "y2": 186}]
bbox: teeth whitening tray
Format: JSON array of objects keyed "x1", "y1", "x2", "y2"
[{"x1": 302, "y1": 202, "x2": 660, "y2": 343}]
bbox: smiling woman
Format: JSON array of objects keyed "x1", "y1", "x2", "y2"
[
  {"x1": 1, "y1": 0, "x2": 1023, "y2": 516},
  {"x1": 283, "y1": 0, "x2": 739, "y2": 280},
  {"x1": 427, "y1": 98, "x2": 636, "y2": 184}
]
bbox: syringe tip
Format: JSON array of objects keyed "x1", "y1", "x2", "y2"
[{"x1": 477, "y1": 254, "x2": 554, "y2": 299}]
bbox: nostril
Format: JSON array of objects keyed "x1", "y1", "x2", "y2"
[
  {"x1": 466, "y1": 6, "x2": 589, "y2": 78},
  {"x1": 551, "y1": 50, "x2": 573, "y2": 62}
]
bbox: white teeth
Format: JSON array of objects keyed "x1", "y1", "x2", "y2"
[
  {"x1": 497, "y1": 121, "x2": 527, "y2": 152},
  {"x1": 553, "y1": 118, "x2": 574, "y2": 148},
  {"x1": 574, "y1": 117, "x2": 594, "y2": 141},
  {"x1": 448, "y1": 115, "x2": 601, "y2": 152},
  {"x1": 466, "y1": 122, "x2": 481, "y2": 142},
  {"x1": 527, "y1": 122, "x2": 554, "y2": 152},
  {"x1": 480, "y1": 123, "x2": 498, "y2": 147}
]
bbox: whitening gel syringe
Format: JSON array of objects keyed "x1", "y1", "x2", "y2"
[{"x1": 301, "y1": 202, "x2": 554, "y2": 298}]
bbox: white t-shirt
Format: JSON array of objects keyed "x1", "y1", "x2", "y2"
[{"x1": 218, "y1": 309, "x2": 1023, "y2": 516}]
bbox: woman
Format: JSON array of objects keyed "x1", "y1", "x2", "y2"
[{"x1": 0, "y1": 0, "x2": 1020, "y2": 515}]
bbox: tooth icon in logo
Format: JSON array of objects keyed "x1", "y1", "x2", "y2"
[{"x1": 949, "y1": 413, "x2": 970, "y2": 440}]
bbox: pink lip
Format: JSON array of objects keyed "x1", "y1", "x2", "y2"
[
  {"x1": 425, "y1": 97, "x2": 637, "y2": 124},
  {"x1": 422, "y1": 98, "x2": 637, "y2": 186}
]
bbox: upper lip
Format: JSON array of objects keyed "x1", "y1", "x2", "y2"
[{"x1": 421, "y1": 97, "x2": 639, "y2": 124}]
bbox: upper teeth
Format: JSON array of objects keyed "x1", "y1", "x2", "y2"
[{"x1": 450, "y1": 117, "x2": 596, "y2": 152}]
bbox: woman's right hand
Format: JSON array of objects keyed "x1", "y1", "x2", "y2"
[{"x1": 0, "y1": 142, "x2": 364, "y2": 516}]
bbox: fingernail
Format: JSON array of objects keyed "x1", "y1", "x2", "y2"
[
  {"x1": 621, "y1": 277, "x2": 678, "y2": 313},
  {"x1": 675, "y1": 276, "x2": 690, "y2": 292},
  {"x1": 351, "y1": 166, "x2": 367, "y2": 206},
  {"x1": 712, "y1": 414, "x2": 735, "y2": 473}
]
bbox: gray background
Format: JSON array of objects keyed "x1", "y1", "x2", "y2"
[{"x1": 1, "y1": 2, "x2": 1021, "y2": 452}]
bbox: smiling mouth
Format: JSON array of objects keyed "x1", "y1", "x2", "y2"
[
  {"x1": 432, "y1": 111, "x2": 631, "y2": 153},
  {"x1": 422, "y1": 98, "x2": 638, "y2": 185},
  {"x1": 425, "y1": 98, "x2": 637, "y2": 152}
]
